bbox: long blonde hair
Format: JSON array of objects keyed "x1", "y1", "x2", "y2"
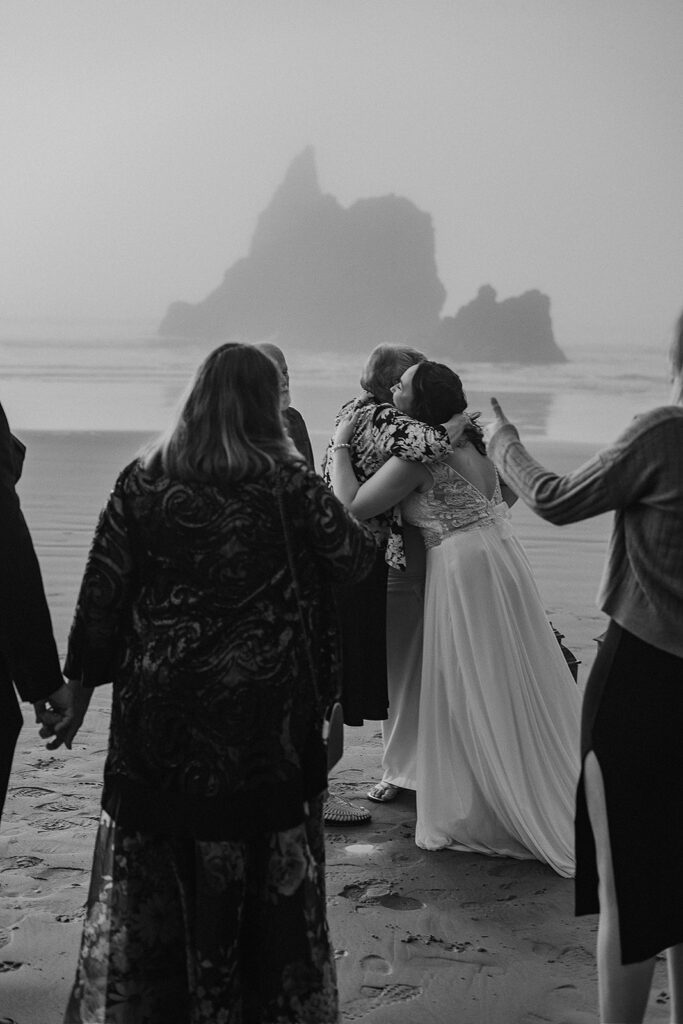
[{"x1": 142, "y1": 343, "x2": 294, "y2": 482}]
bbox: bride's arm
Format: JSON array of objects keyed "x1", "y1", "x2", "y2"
[
  {"x1": 330, "y1": 412, "x2": 428, "y2": 519},
  {"x1": 331, "y1": 449, "x2": 428, "y2": 520}
]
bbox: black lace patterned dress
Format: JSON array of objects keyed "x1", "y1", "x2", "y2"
[{"x1": 62, "y1": 457, "x2": 377, "y2": 1024}]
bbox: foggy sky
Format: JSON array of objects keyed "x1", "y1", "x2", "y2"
[{"x1": 2, "y1": 0, "x2": 682, "y2": 349}]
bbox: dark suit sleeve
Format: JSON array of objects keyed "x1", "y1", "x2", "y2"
[
  {"x1": 0, "y1": 403, "x2": 63, "y2": 702},
  {"x1": 284, "y1": 407, "x2": 315, "y2": 469}
]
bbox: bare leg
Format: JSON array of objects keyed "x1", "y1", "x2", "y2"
[
  {"x1": 667, "y1": 944, "x2": 683, "y2": 1023},
  {"x1": 583, "y1": 751, "x2": 656, "y2": 1023}
]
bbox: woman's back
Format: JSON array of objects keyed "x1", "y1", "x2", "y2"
[
  {"x1": 444, "y1": 441, "x2": 498, "y2": 500},
  {"x1": 65, "y1": 456, "x2": 377, "y2": 836},
  {"x1": 402, "y1": 441, "x2": 507, "y2": 548},
  {"x1": 63, "y1": 342, "x2": 357, "y2": 1024},
  {"x1": 402, "y1": 462, "x2": 507, "y2": 549}
]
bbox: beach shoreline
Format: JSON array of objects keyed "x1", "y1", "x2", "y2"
[
  {"x1": 17, "y1": 430, "x2": 612, "y2": 667},
  {"x1": 0, "y1": 430, "x2": 671, "y2": 1022}
]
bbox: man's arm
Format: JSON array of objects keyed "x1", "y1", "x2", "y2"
[
  {"x1": 285, "y1": 407, "x2": 315, "y2": 469},
  {"x1": 0, "y1": 403, "x2": 64, "y2": 702}
]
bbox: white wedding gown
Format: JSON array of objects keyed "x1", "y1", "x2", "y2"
[{"x1": 403, "y1": 463, "x2": 581, "y2": 878}]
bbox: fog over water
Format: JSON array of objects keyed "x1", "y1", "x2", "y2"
[
  {"x1": 0, "y1": 329, "x2": 671, "y2": 452},
  {"x1": 2, "y1": 0, "x2": 683, "y2": 362}
]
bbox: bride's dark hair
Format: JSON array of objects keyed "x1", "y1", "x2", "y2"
[{"x1": 410, "y1": 362, "x2": 486, "y2": 455}]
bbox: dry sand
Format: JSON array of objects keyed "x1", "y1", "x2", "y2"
[{"x1": 0, "y1": 432, "x2": 673, "y2": 1023}]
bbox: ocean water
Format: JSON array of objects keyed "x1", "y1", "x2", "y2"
[{"x1": 0, "y1": 320, "x2": 670, "y2": 459}]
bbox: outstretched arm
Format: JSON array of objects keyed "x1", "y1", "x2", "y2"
[{"x1": 485, "y1": 397, "x2": 643, "y2": 524}]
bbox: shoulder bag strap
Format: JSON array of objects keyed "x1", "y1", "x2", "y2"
[{"x1": 276, "y1": 482, "x2": 320, "y2": 705}]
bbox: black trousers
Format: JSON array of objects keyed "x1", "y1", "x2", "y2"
[
  {"x1": 0, "y1": 678, "x2": 23, "y2": 823},
  {"x1": 335, "y1": 550, "x2": 389, "y2": 726}
]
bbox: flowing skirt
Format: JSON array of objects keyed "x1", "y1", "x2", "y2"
[
  {"x1": 415, "y1": 520, "x2": 581, "y2": 877},
  {"x1": 64, "y1": 795, "x2": 338, "y2": 1024}
]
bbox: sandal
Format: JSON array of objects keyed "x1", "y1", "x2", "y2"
[
  {"x1": 367, "y1": 782, "x2": 399, "y2": 803},
  {"x1": 323, "y1": 794, "x2": 371, "y2": 825}
]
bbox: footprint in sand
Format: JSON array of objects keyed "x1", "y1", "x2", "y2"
[
  {"x1": 36, "y1": 798, "x2": 83, "y2": 813},
  {"x1": 375, "y1": 893, "x2": 423, "y2": 910},
  {"x1": 530, "y1": 939, "x2": 557, "y2": 958},
  {"x1": 342, "y1": 983, "x2": 423, "y2": 1021},
  {"x1": 338, "y1": 880, "x2": 424, "y2": 911},
  {"x1": 389, "y1": 850, "x2": 424, "y2": 866},
  {"x1": 556, "y1": 944, "x2": 594, "y2": 966},
  {"x1": 55, "y1": 911, "x2": 86, "y2": 923},
  {"x1": 1, "y1": 856, "x2": 43, "y2": 871},
  {"x1": 35, "y1": 819, "x2": 77, "y2": 831},
  {"x1": 360, "y1": 954, "x2": 392, "y2": 975},
  {"x1": 8, "y1": 787, "x2": 55, "y2": 798}
]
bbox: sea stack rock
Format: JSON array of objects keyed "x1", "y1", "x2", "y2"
[
  {"x1": 159, "y1": 147, "x2": 446, "y2": 349},
  {"x1": 434, "y1": 285, "x2": 566, "y2": 363}
]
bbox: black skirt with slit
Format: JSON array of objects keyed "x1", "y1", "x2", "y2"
[{"x1": 575, "y1": 621, "x2": 683, "y2": 964}]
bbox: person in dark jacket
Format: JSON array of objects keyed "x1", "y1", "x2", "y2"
[
  {"x1": 58, "y1": 344, "x2": 376, "y2": 1024},
  {"x1": 256, "y1": 341, "x2": 315, "y2": 468},
  {"x1": 0, "y1": 401, "x2": 73, "y2": 825}
]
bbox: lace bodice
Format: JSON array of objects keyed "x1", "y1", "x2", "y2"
[{"x1": 402, "y1": 462, "x2": 511, "y2": 549}]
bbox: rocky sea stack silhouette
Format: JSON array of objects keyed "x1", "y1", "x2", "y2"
[
  {"x1": 160, "y1": 148, "x2": 566, "y2": 363},
  {"x1": 434, "y1": 284, "x2": 565, "y2": 363}
]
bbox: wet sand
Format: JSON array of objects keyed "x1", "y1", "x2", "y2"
[{"x1": 0, "y1": 432, "x2": 672, "y2": 1022}]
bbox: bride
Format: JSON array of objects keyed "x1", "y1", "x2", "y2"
[{"x1": 330, "y1": 360, "x2": 581, "y2": 878}]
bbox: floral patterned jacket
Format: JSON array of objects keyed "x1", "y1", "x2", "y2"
[
  {"x1": 64, "y1": 457, "x2": 377, "y2": 838},
  {"x1": 322, "y1": 396, "x2": 451, "y2": 569}
]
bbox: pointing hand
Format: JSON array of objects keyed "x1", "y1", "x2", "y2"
[{"x1": 483, "y1": 397, "x2": 514, "y2": 445}]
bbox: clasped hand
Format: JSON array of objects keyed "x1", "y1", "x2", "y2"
[{"x1": 33, "y1": 679, "x2": 93, "y2": 751}]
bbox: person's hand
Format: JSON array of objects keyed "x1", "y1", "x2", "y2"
[
  {"x1": 442, "y1": 412, "x2": 469, "y2": 447},
  {"x1": 355, "y1": 390, "x2": 374, "y2": 407},
  {"x1": 483, "y1": 397, "x2": 516, "y2": 445},
  {"x1": 333, "y1": 409, "x2": 361, "y2": 448},
  {"x1": 54, "y1": 680, "x2": 94, "y2": 750},
  {"x1": 34, "y1": 679, "x2": 93, "y2": 750},
  {"x1": 34, "y1": 682, "x2": 74, "y2": 751}
]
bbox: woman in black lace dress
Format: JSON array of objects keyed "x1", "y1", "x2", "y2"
[{"x1": 60, "y1": 343, "x2": 377, "y2": 1024}]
